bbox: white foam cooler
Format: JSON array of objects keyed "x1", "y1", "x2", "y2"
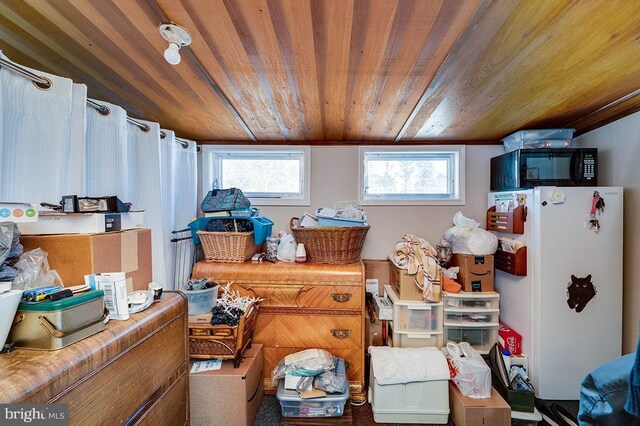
[{"x1": 368, "y1": 359, "x2": 450, "y2": 424}]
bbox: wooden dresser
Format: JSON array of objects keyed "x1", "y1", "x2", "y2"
[
  {"x1": 0, "y1": 292, "x2": 189, "y2": 426},
  {"x1": 192, "y1": 260, "x2": 366, "y2": 402}
]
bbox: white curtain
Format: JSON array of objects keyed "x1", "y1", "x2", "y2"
[
  {"x1": 160, "y1": 130, "x2": 198, "y2": 289},
  {"x1": 0, "y1": 55, "x2": 199, "y2": 290},
  {"x1": 85, "y1": 99, "x2": 129, "y2": 198},
  {"x1": 126, "y1": 119, "x2": 169, "y2": 287},
  {"x1": 0, "y1": 53, "x2": 86, "y2": 203}
]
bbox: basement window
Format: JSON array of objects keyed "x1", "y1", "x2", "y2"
[
  {"x1": 201, "y1": 146, "x2": 310, "y2": 206},
  {"x1": 359, "y1": 146, "x2": 465, "y2": 205}
]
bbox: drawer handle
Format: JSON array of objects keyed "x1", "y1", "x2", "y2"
[
  {"x1": 331, "y1": 293, "x2": 352, "y2": 303},
  {"x1": 331, "y1": 329, "x2": 351, "y2": 339}
]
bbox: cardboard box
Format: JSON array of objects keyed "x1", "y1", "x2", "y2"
[
  {"x1": 498, "y1": 321, "x2": 522, "y2": 355},
  {"x1": 190, "y1": 344, "x2": 264, "y2": 426},
  {"x1": 18, "y1": 211, "x2": 144, "y2": 235},
  {"x1": 365, "y1": 259, "x2": 391, "y2": 296},
  {"x1": 20, "y1": 229, "x2": 152, "y2": 291},
  {"x1": 449, "y1": 382, "x2": 510, "y2": 426},
  {"x1": 389, "y1": 263, "x2": 423, "y2": 301},
  {"x1": 374, "y1": 295, "x2": 393, "y2": 320},
  {"x1": 450, "y1": 254, "x2": 494, "y2": 292}
]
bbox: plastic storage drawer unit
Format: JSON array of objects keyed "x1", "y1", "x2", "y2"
[
  {"x1": 276, "y1": 358, "x2": 349, "y2": 418},
  {"x1": 389, "y1": 323, "x2": 443, "y2": 349},
  {"x1": 443, "y1": 323, "x2": 499, "y2": 354},
  {"x1": 443, "y1": 308, "x2": 499, "y2": 325},
  {"x1": 443, "y1": 291, "x2": 500, "y2": 310},
  {"x1": 385, "y1": 285, "x2": 443, "y2": 333},
  {"x1": 368, "y1": 357, "x2": 449, "y2": 424}
]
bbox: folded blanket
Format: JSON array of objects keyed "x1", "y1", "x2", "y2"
[{"x1": 369, "y1": 346, "x2": 450, "y2": 385}]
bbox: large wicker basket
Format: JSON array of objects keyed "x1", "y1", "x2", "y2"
[
  {"x1": 188, "y1": 301, "x2": 259, "y2": 368},
  {"x1": 289, "y1": 217, "x2": 369, "y2": 264},
  {"x1": 197, "y1": 230, "x2": 260, "y2": 263}
]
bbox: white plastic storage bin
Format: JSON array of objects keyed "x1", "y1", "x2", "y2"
[
  {"x1": 368, "y1": 358, "x2": 449, "y2": 424},
  {"x1": 443, "y1": 308, "x2": 499, "y2": 325},
  {"x1": 276, "y1": 359, "x2": 349, "y2": 418},
  {"x1": 385, "y1": 285, "x2": 443, "y2": 333},
  {"x1": 443, "y1": 322, "x2": 499, "y2": 354},
  {"x1": 389, "y1": 323, "x2": 444, "y2": 349},
  {"x1": 443, "y1": 291, "x2": 500, "y2": 310}
]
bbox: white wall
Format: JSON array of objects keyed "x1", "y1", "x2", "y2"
[
  {"x1": 574, "y1": 111, "x2": 640, "y2": 354},
  {"x1": 248, "y1": 145, "x2": 502, "y2": 259}
]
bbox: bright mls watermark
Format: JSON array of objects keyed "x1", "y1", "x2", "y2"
[{"x1": 1, "y1": 404, "x2": 68, "y2": 425}]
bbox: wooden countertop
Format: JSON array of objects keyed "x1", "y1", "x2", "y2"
[
  {"x1": 0, "y1": 292, "x2": 186, "y2": 403},
  {"x1": 192, "y1": 260, "x2": 365, "y2": 282}
]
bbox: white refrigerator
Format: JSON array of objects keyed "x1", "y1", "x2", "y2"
[{"x1": 489, "y1": 186, "x2": 623, "y2": 399}]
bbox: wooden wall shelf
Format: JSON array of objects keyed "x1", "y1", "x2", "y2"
[
  {"x1": 486, "y1": 205, "x2": 526, "y2": 234},
  {"x1": 495, "y1": 246, "x2": 527, "y2": 276}
]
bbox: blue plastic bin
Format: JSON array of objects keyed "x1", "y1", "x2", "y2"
[
  {"x1": 230, "y1": 207, "x2": 260, "y2": 217},
  {"x1": 317, "y1": 212, "x2": 366, "y2": 227},
  {"x1": 189, "y1": 216, "x2": 273, "y2": 245}
]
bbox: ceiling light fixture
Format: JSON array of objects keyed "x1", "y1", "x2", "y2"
[{"x1": 158, "y1": 23, "x2": 191, "y2": 65}]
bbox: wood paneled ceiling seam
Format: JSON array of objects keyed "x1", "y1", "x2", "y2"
[
  {"x1": 568, "y1": 88, "x2": 640, "y2": 137},
  {"x1": 181, "y1": 47, "x2": 257, "y2": 142},
  {"x1": 393, "y1": 0, "x2": 490, "y2": 142}
]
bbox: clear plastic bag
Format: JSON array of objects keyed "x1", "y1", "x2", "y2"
[
  {"x1": 314, "y1": 357, "x2": 348, "y2": 394},
  {"x1": 276, "y1": 233, "x2": 297, "y2": 262},
  {"x1": 442, "y1": 342, "x2": 492, "y2": 398},
  {"x1": 11, "y1": 248, "x2": 63, "y2": 290},
  {"x1": 271, "y1": 349, "x2": 334, "y2": 387},
  {"x1": 0, "y1": 222, "x2": 22, "y2": 265}
]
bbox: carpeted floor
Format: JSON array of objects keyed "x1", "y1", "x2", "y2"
[{"x1": 253, "y1": 395, "x2": 580, "y2": 425}]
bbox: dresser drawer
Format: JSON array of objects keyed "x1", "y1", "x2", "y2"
[
  {"x1": 136, "y1": 372, "x2": 188, "y2": 426},
  {"x1": 253, "y1": 314, "x2": 361, "y2": 349},
  {"x1": 54, "y1": 315, "x2": 186, "y2": 425},
  {"x1": 227, "y1": 282, "x2": 362, "y2": 309}
]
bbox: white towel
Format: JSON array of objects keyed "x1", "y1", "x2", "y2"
[{"x1": 369, "y1": 346, "x2": 450, "y2": 385}]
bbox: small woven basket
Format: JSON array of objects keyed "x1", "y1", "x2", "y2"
[
  {"x1": 289, "y1": 217, "x2": 369, "y2": 264},
  {"x1": 197, "y1": 230, "x2": 259, "y2": 263},
  {"x1": 188, "y1": 302, "x2": 259, "y2": 368}
]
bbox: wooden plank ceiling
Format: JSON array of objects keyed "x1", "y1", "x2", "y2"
[{"x1": 0, "y1": 0, "x2": 638, "y2": 143}]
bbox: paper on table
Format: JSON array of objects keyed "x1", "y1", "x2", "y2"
[{"x1": 191, "y1": 359, "x2": 223, "y2": 373}]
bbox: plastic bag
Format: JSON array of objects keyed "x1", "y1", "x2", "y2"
[
  {"x1": 314, "y1": 357, "x2": 348, "y2": 394},
  {"x1": 443, "y1": 211, "x2": 498, "y2": 255},
  {"x1": 11, "y1": 248, "x2": 64, "y2": 291},
  {"x1": 271, "y1": 349, "x2": 334, "y2": 387},
  {"x1": 0, "y1": 222, "x2": 22, "y2": 265},
  {"x1": 277, "y1": 233, "x2": 296, "y2": 262},
  {"x1": 442, "y1": 342, "x2": 492, "y2": 398}
]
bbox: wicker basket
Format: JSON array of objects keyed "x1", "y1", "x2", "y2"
[
  {"x1": 188, "y1": 301, "x2": 259, "y2": 368},
  {"x1": 197, "y1": 230, "x2": 260, "y2": 263},
  {"x1": 289, "y1": 217, "x2": 369, "y2": 264}
]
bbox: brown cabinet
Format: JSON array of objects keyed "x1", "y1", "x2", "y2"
[
  {"x1": 0, "y1": 292, "x2": 189, "y2": 426},
  {"x1": 191, "y1": 260, "x2": 366, "y2": 402}
]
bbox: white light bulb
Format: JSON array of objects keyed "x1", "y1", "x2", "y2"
[{"x1": 164, "y1": 42, "x2": 181, "y2": 65}]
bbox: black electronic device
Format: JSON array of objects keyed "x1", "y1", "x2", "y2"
[{"x1": 490, "y1": 148, "x2": 597, "y2": 191}]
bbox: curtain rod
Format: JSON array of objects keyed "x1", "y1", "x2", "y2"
[{"x1": 1, "y1": 57, "x2": 189, "y2": 149}]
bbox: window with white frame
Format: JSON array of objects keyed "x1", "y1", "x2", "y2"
[
  {"x1": 201, "y1": 146, "x2": 310, "y2": 206},
  {"x1": 358, "y1": 146, "x2": 465, "y2": 205}
]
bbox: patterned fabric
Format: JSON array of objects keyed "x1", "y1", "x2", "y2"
[{"x1": 391, "y1": 235, "x2": 441, "y2": 302}]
